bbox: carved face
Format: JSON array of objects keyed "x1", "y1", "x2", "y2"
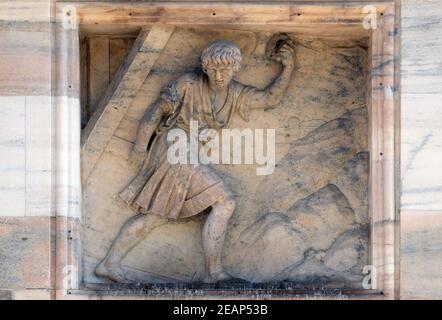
[{"x1": 203, "y1": 65, "x2": 236, "y2": 90}]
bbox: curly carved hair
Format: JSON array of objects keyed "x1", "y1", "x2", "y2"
[{"x1": 201, "y1": 40, "x2": 242, "y2": 72}]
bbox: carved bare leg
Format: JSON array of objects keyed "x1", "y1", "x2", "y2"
[
  {"x1": 202, "y1": 196, "x2": 235, "y2": 283},
  {"x1": 95, "y1": 212, "x2": 167, "y2": 282}
]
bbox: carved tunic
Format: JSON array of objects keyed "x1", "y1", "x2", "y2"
[{"x1": 119, "y1": 72, "x2": 257, "y2": 219}]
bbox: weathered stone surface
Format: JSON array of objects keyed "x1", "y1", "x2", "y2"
[
  {"x1": 82, "y1": 26, "x2": 175, "y2": 183},
  {"x1": 252, "y1": 107, "x2": 367, "y2": 215},
  {"x1": 401, "y1": 211, "x2": 442, "y2": 299},
  {"x1": 0, "y1": 290, "x2": 12, "y2": 300},
  {"x1": 82, "y1": 27, "x2": 368, "y2": 287},
  {"x1": 0, "y1": 217, "x2": 51, "y2": 289},
  {"x1": 13, "y1": 289, "x2": 52, "y2": 300},
  {"x1": 231, "y1": 184, "x2": 368, "y2": 285},
  {"x1": 0, "y1": 96, "x2": 26, "y2": 217}
]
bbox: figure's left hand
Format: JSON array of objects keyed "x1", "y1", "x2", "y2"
[{"x1": 274, "y1": 43, "x2": 295, "y2": 68}]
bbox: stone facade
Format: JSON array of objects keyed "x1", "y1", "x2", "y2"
[{"x1": 0, "y1": 0, "x2": 441, "y2": 300}]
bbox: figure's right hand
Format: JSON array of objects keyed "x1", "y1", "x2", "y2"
[{"x1": 128, "y1": 148, "x2": 148, "y2": 167}]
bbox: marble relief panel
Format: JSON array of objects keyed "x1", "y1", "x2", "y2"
[{"x1": 82, "y1": 28, "x2": 369, "y2": 288}]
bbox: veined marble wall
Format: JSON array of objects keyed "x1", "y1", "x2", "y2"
[
  {"x1": 400, "y1": 0, "x2": 442, "y2": 299},
  {"x1": 0, "y1": 0, "x2": 54, "y2": 300}
]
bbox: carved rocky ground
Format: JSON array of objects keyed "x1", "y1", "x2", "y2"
[
  {"x1": 228, "y1": 109, "x2": 369, "y2": 285},
  {"x1": 82, "y1": 28, "x2": 368, "y2": 288}
]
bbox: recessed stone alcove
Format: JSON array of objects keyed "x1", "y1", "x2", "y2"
[
  {"x1": 81, "y1": 26, "x2": 369, "y2": 288},
  {"x1": 54, "y1": 1, "x2": 398, "y2": 299}
]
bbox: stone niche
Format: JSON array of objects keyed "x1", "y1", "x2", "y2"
[
  {"x1": 82, "y1": 27, "x2": 369, "y2": 288},
  {"x1": 62, "y1": 1, "x2": 398, "y2": 298}
]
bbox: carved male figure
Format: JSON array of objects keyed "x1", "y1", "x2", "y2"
[{"x1": 95, "y1": 39, "x2": 294, "y2": 283}]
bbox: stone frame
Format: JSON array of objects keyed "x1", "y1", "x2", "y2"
[{"x1": 53, "y1": 1, "x2": 400, "y2": 299}]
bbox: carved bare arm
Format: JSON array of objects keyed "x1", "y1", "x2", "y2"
[
  {"x1": 129, "y1": 100, "x2": 166, "y2": 166},
  {"x1": 248, "y1": 43, "x2": 295, "y2": 109}
]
